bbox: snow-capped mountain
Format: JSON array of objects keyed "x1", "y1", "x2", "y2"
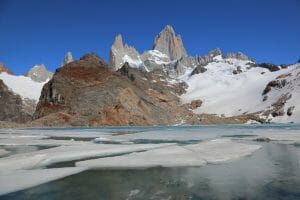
[
  {"x1": 1, "y1": 25, "x2": 299, "y2": 126},
  {"x1": 180, "y1": 55, "x2": 300, "y2": 123},
  {"x1": 109, "y1": 34, "x2": 143, "y2": 70},
  {"x1": 0, "y1": 64, "x2": 52, "y2": 123},
  {"x1": 107, "y1": 25, "x2": 299, "y2": 124},
  {"x1": 109, "y1": 25, "x2": 190, "y2": 75}
]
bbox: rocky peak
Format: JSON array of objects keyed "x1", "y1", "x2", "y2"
[
  {"x1": 0, "y1": 63, "x2": 13, "y2": 75},
  {"x1": 112, "y1": 34, "x2": 124, "y2": 50},
  {"x1": 109, "y1": 34, "x2": 142, "y2": 70},
  {"x1": 153, "y1": 25, "x2": 187, "y2": 60},
  {"x1": 208, "y1": 48, "x2": 222, "y2": 58},
  {"x1": 24, "y1": 64, "x2": 53, "y2": 83},
  {"x1": 63, "y1": 52, "x2": 73, "y2": 66},
  {"x1": 79, "y1": 53, "x2": 107, "y2": 66},
  {"x1": 226, "y1": 52, "x2": 251, "y2": 61}
]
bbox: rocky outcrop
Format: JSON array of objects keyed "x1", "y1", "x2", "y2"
[
  {"x1": 187, "y1": 100, "x2": 202, "y2": 110},
  {"x1": 262, "y1": 79, "x2": 287, "y2": 95},
  {"x1": 24, "y1": 64, "x2": 53, "y2": 82},
  {"x1": 33, "y1": 53, "x2": 202, "y2": 126},
  {"x1": 109, "y1": 34, "x2": 142, "y2": 70},
  {"x1": 233, "y1": 66, "x2": 242, "y2": 75},
  {"x1": 153, "y1": 25, "x2": 187, "y2": 60},
  {"x1": 0, "y1": 80, "x2": 32, "y2": 123},
  {"x1": 256, "y1": 63, "x2": 281, "y2": 72},
  {"x1": 226, "y1": 52, "x2": 251, "y2": 61},
  {"x1": 208, "y1": 48, "x2": 222, "y2": 58},
  {"x1": 0, "y1": 63, "x2": 13, "y2": 74},
  {"x1": 191, "y1": 65, "x2": 207, "y2": 75},
  {"x1": 63, "y1": 52, "x2": 73, "y2": 66}
]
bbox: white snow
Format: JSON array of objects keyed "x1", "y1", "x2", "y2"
[
  {"x1": 0, "y1": 167, "x2": 86, "y2": 196},
  {"x1": 180, "y1": 58, "x2": 297, "y2": 120},
  {"x1": 148, "y1": 50, "x2": 169, "y2": 58},
  {"x1": 142, "y1": 50, "x2": 171, "y2": 65},
  {"x1": 0, "y1": 72, "x2": 47, "y2": 100},
  {"x1": 123, "y1": 55, "x2": 143, "y2": 68}
]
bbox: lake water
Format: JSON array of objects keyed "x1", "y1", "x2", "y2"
[{"x1": 1, "y1": 124, "x2": 300, "y2": 200}]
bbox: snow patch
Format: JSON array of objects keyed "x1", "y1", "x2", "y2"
[{"x1": 0, "y1": 72, "x2": 47, "y2": 100}]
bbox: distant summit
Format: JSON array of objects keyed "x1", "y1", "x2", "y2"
[
  {"x1": 109, "y1": 34, "x2": 142, "y2": 70},
  {"x1": 24, "y1": 64, "x2": 53, "y2": 82},
  {"x1": 153, "y1": 25, "x2": 187, "y2": 60},
  {"x1": 63, "y1": 52, "x2": 73, "y2": 66}
]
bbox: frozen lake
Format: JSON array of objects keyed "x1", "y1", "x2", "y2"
[{"x1": 0, "y1": 124, "x2": 300, "y2": 199}]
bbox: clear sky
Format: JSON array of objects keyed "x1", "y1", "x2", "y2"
[{"x1": 0, "y1": 0, "x2": 299, "y2": 74}]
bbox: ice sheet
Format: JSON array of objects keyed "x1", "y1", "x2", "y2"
[
  {"x1": 0, "y1": 143, "x2": 173, "y2": 170},
  {"x1": 0, "y1": 167, "x2": 86, "y2": 196},
  {"x1": 0, "y1": 149, "x2": 9, "y2": 156},
  {"x1": 76, "y1": 139, "x2": 261, "y2": 169}
]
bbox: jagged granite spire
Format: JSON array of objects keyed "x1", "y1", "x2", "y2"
[
  {"x1": 63, "y1": 52, "x2": 73, "y2": 65},
  {"x1": 109, "y1": 34, "x2": 142, "y2": 70},
  {"x1": 153, "y1": 25, "x2": 187, "y2": 60}
]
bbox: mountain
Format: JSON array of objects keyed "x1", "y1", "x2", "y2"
[
  {"x1": 0, "y1": 65, "x2": 51, "y2": 123},
  {"x1": 109, "y1": 25, "x2": 192, "y2": 76},
  {"x1": 32, "y1": 53, "x2": 248, "y2": 126},
  {"x1": 1, "y1": 25, "x2": 299, "y2": 126},
  {"x1": 109, "y1": 34, "x2": 142, "y2": 70},
  {"x1": 24, "y1": 64, "x2": 53, "y2": 82},
  {"x1": 180, "y1": 55, "x2": 300, "y2": 123},
  {"x1": 153, "y1": 25, "x2": 187, "y2": 60},
  {"x1": 0, "y1": 63, "x2": 13, "y2": 75},
  {"x1": 0, "y1": 80, "x2": 33, "y2": 123}
]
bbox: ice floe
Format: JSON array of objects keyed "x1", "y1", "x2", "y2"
[
  {"x1": 76, "y1": 139, "x2": 261, "y2": 169},
  {"x1": 0, "y1": 167, "x2": 86, "y2": 196},
  {"x1": 0, "y1": 143, "x2": 173, "y2": 171},
  {"x1": 0, "y1": 149, "x2": 9, "y2": 157}
]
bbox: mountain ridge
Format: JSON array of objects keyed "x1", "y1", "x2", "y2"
[{"x1": 0, "y1": 25, "x2": 299, "y2": 126}]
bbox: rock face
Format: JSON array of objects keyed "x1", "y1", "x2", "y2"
[
  {"x1": 260, "y1": 64, "x2": 300, "y2": 122},
  {"x1": 256, "y1": 63, "x2": 281, "y2": 72},
  {"x1": 109, "y1": 34, "x2": 142, "y2": 70},
  {"x1": 153, "y1": 25, "x2": 187, "y2": 60},
  {"x1": 33, "y1": 53, "x2": 202, "y2": 126},
  {"x1": 0, "y1": 63, "x2": 13, "y2": 75},
  {"x1": 24, "y1": 64, "x2": 53, "y2": 82},
  {"x1": 63, "y1": 52, "x2": 73, "y2": 66},
  {"x1": 0, "y1": 80, "x2": 32, "y2": 123}
]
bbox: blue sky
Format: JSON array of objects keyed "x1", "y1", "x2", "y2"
[{"x1": 0, "y1": 0, "x2": 299, "y2": 74}]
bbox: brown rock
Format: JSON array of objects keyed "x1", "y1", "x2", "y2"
[
  {"x1": 0, "y1": 63, "x2": 13, "y2": 74},
  {"x1": 188, "y1": 100, "x2": 203, "y2": 109}
]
